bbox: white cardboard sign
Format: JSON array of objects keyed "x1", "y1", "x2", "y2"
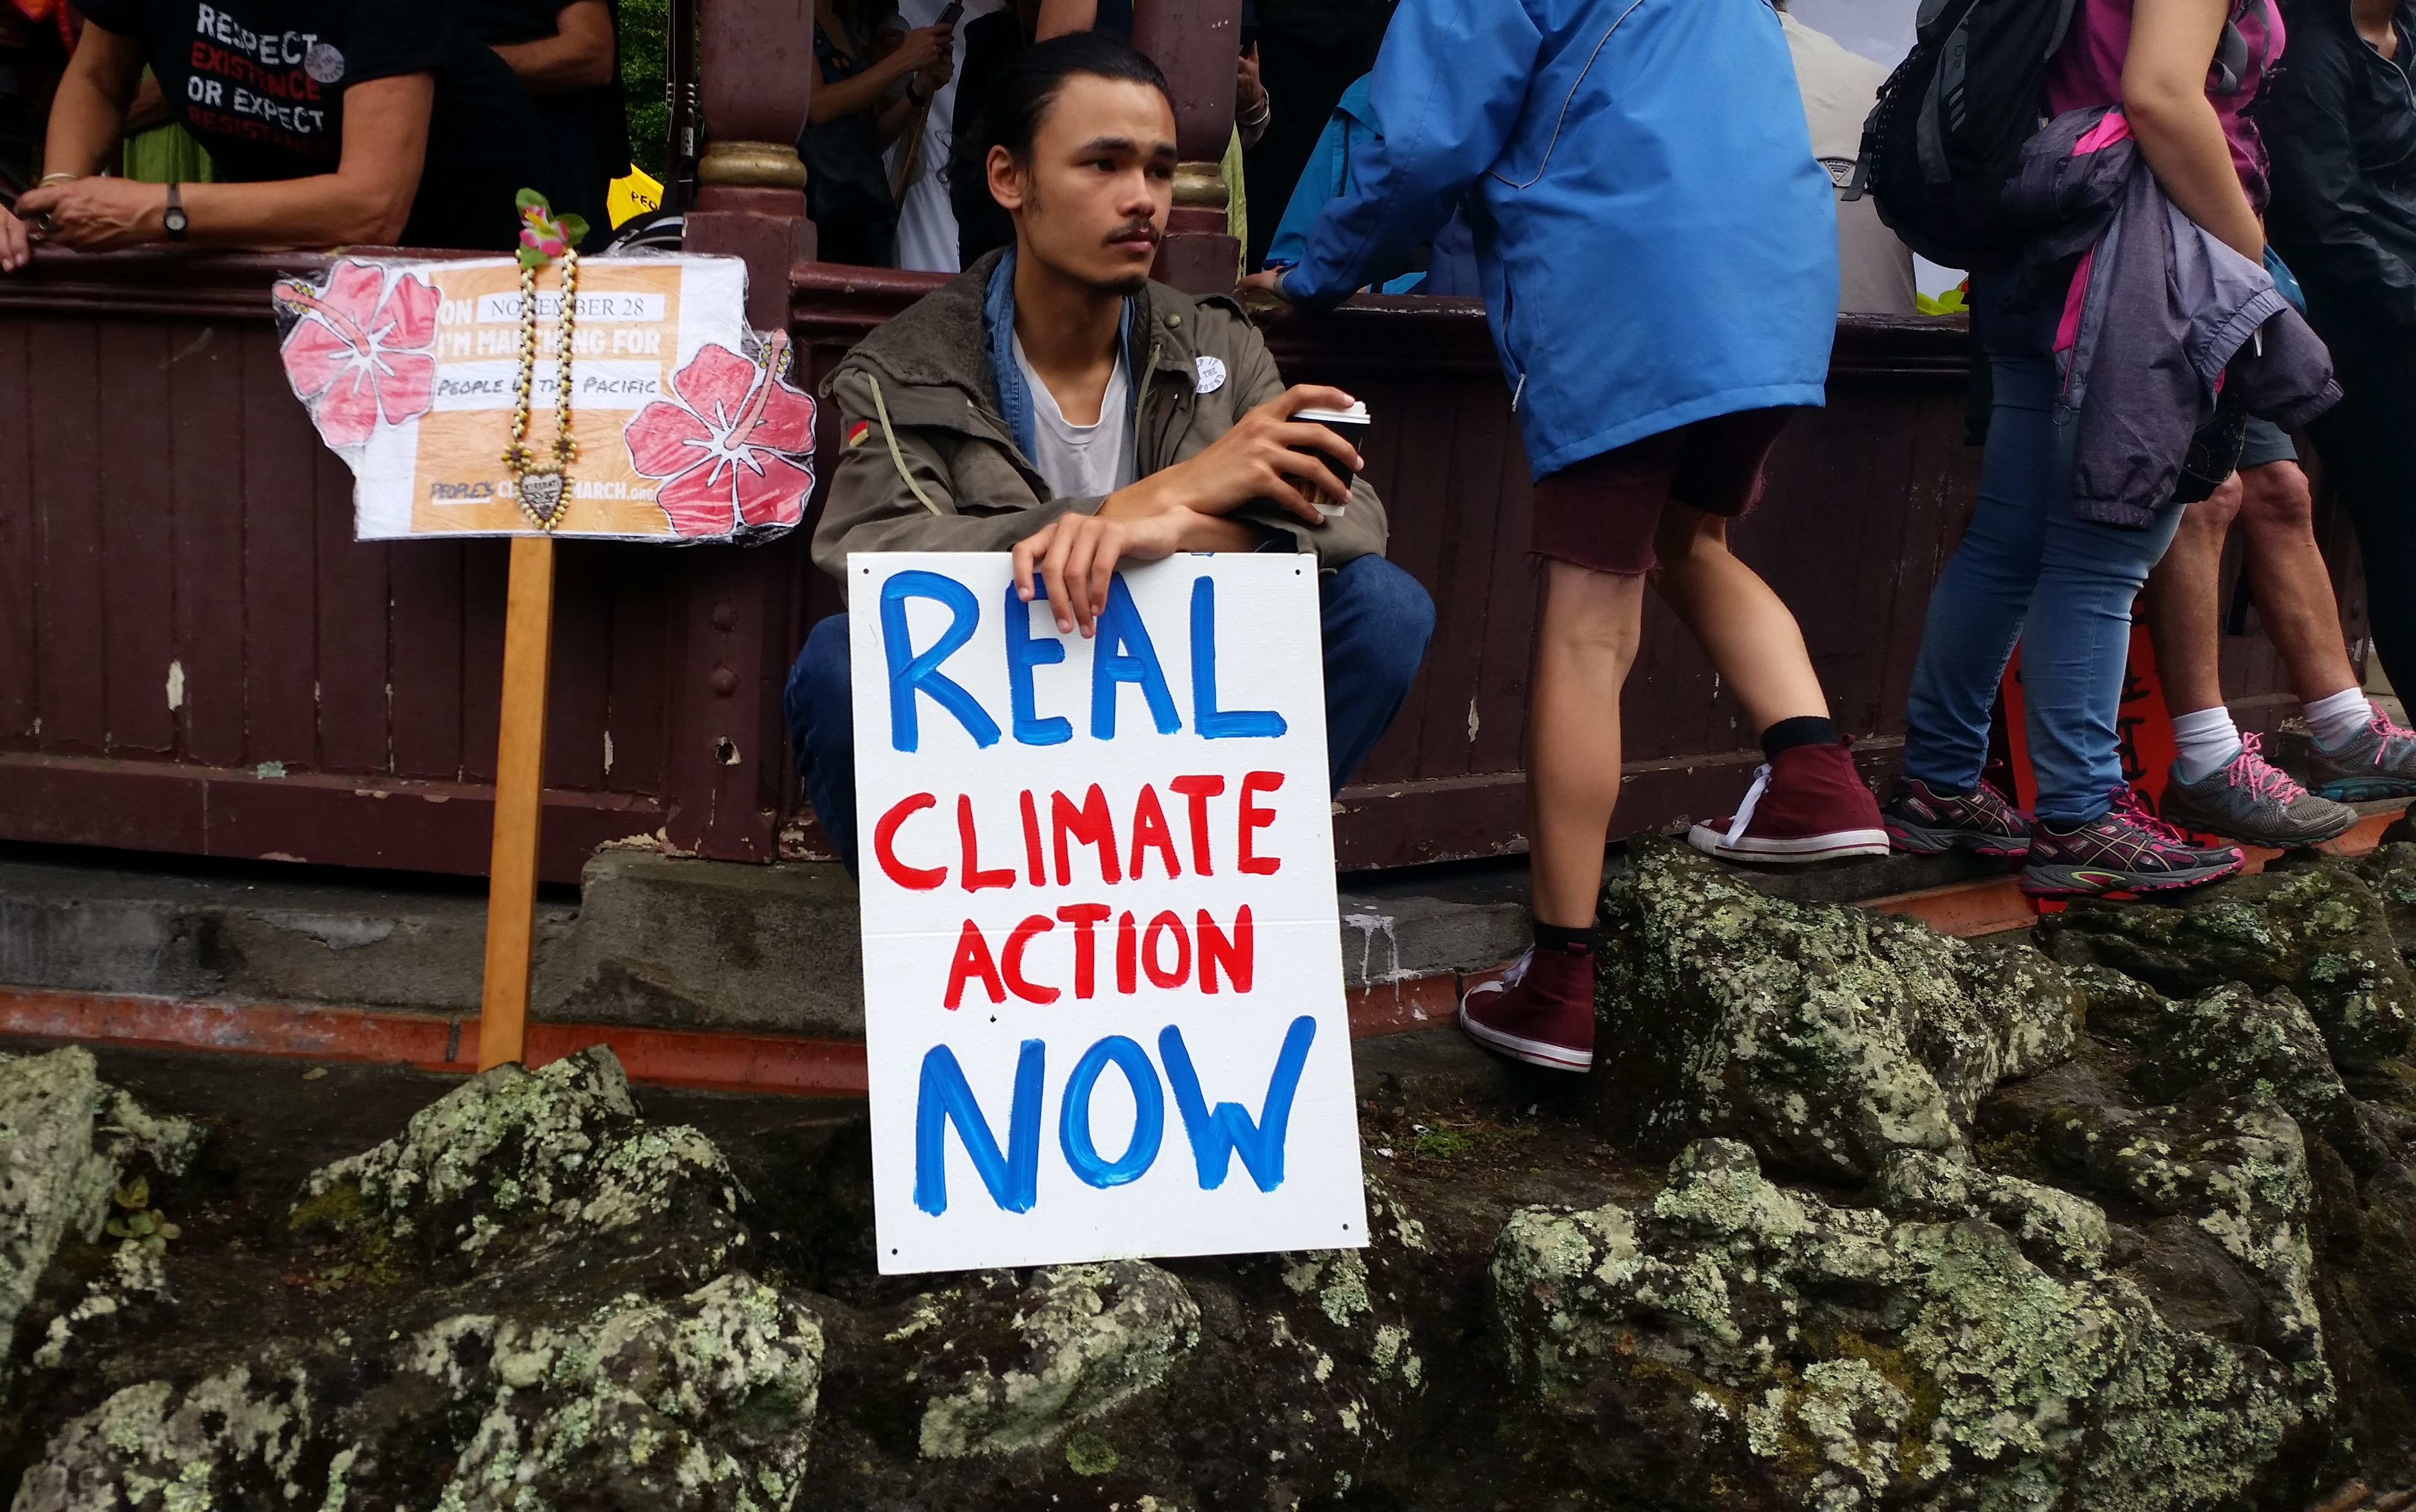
[{"x1": 849, "y1": 552, "x2": 1366, "y2": 1275}]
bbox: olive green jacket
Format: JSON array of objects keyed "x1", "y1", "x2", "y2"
[{"x1": 810, "y1": 248, "x2": 1390, "y2": 600}]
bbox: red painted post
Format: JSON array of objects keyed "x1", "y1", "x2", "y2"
[
  {"x1": 1133, "y1": 0, "x2": 1243, "y2": 294},
  {"x1": 665, "y1": 0, "x2": 816, "y2": 863}
]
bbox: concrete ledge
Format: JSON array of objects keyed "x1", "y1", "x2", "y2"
[
  {"x1": 554, "y1": 853, "x2": 862, "y2": 1037},
  {"x1": 8, "y1": 798, "x2": 2401, "y2": 1048}
]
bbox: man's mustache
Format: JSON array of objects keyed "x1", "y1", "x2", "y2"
[{"x1": 1107, "y1": 220, "x2": 1164, "y2": 246}]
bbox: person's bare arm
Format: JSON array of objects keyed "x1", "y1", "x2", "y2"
[
  {"x1": 42, "y1": 21, "x2": 144, "y2": 179},
  {"x1": 19, "y1": 73, "x2": 432, "y2": 252},
  {"x1": 1, "y1": 22, "x2": 141, "y2": 269},
  {"x1": 1035, "y1": 0, "x2": 1097, "y2": 40},
  {"x1": 807, "y1": 23, "x2": 944, "y2": 123},
  {"x1": 2124, "y1": 0, "x2": 2265, "y2": 261},
  {"x1": 492, "y1": 0, "x2": 616, "y2": 95}
]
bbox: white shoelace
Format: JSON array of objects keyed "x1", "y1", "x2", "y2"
[{"x1": 1724, "y1": 763, "x2": 1773, "y2": 847}]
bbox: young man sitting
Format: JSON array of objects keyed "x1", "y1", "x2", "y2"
[{"x1": 785, "y1": 31, "x2": 1435, "y2": 874}]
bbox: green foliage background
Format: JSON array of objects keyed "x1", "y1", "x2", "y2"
[{"x1": 622, "y1": 0, "x2": 672, "y2": 180}]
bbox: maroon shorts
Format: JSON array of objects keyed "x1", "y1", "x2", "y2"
[{"x1": 1529, "y1": 406, "x2": 1800, "y2": 575}]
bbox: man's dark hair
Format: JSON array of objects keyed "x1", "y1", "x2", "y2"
[{"x1": 971, "y1": 32, "x2": 1173, "y2": 167}]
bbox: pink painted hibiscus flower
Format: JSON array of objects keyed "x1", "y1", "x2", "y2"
[
  {"x1": 275, "y1": 262, "x2": 439, "y2": 448},
  {"x1": 624, "y1": 339, "x2": 817, "y2": 537}
]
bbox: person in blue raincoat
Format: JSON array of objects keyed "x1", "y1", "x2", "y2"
[
  {"x1": 1246, "y1": 0, "x2": 1885, "y2": 1075},
  {"x1": 1258, "y1": 72, "x2": 1478, "y2": 295}
]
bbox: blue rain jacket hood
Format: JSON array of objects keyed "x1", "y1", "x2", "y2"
[{"x1": 1278, "y1": 0, "x2": 1840, "y2": 479}]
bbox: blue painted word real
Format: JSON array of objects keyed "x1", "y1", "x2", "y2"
[{"x1": 882, "y1": 571, "x2": 1287, "y2": 752}]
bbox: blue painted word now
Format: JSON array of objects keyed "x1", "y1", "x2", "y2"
[
  {"x1": 913, "y1": 1017, "x2": 1318, "y2": 1215},
  {"x1": 883, "y1": 572, "x2": 1286, "y2": 752}
]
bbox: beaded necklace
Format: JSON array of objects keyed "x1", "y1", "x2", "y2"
[{"x1": 505, "y1": 191, "x2": 590, "y2": 531}]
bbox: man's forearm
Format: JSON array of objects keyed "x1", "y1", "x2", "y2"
[{"x1": 1175, "y1": 514, "x2": 1260, "y2": 552}]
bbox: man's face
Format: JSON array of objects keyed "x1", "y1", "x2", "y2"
[{"x1": 988, "y1": 75, "x2": 1175, "y2": 293}]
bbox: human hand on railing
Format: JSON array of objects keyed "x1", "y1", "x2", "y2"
[
  {"x1": 1237, "y1": 266, "x2": 1292, "y2": 300},
  {"x1": 14, "y1": 175, "x2": 168, "y2": 253},
  {"x1": 0, "y1": 204, "x2": 29, "y2": 273}
]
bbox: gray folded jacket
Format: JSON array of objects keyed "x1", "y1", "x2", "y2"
[{"x1": 2004, "y1": 106, "x2": 2342, "y2": 529}]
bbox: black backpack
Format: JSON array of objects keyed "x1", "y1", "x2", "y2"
[{"x1": 1849, "y1": 0, "x2": 2081, "y2": 269}]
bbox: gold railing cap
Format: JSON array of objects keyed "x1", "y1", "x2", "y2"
[
  {"x1": 1172, "y1": 160, "x2": 1230, "y2": 210},
  {"x1": 699, "y1": 140, "x2": 808, "y2": 190}
]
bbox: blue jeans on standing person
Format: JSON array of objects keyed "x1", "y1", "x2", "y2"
[
  {"x1": 1900, "y1": 270, "x2": 2186, "y2": 825},
  {"x1": 785, "y1": 554, "x2": 1437, "y2": 875}
]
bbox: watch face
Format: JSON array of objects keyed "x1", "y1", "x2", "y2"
[{"x1": 164, "y1": 207, "x2": 188, "y2": 233}]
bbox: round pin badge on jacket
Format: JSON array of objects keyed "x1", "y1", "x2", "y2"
[
  {"x1": 305, "y1": 43, "x2": 346, "y2": 84},
  {"x1": 1194, "y1": 355, "x2": 1226, "y2": 395}
]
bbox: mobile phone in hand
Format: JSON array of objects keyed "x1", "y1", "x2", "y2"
[{"x1": 936, "y1": 2, "x2": 963, "y2": 26}]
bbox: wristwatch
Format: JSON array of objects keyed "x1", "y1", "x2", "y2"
[{"x1": 163, "y1": 182, "x2": 188, "y2": 242}]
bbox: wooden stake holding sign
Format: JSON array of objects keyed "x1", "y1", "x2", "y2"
[
  {"x1": 271, "y1": 198, "x2": 822, "y2": 1067},
  {"x1": 477, "y1": 535, "x2": 558, "y2": 1068}
]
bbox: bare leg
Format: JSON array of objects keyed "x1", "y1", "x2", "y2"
[
  {"x1": 2140, "y1": 473, "x2": 2243, "y2": 716},
  {"x1": 1648, "y1": 505, "x2": 1829, "y2": 731},
  {"x1": 2235, "y1": 461, "x2": 2360, "y2": 700},
  {"x1": 1527, "y1": 559, "x2": 1646, "y2": 928}
]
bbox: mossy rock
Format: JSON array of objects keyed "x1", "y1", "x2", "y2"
[
  {"x1": 1591, "y1": 839, "x2": 2081, "y2": 1181},
  {"x1": 2040, "y1": 860, "x2": 2414, "y2": 1068},
  {"x1": 1488, "y1": 1137, "x2": 2327, "y2": 1510}
]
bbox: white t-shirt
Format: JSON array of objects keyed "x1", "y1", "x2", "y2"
[
  {"x1": 1013, "y1": 331, "x2": 1138, "y2": 502},
  {"x1": 889, "y1": 0, "x2": 1004, "y2": 272}
]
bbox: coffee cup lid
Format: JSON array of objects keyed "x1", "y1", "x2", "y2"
[{"x1": 1291, "y1": 402, "x2": 1370, "y2": 424}]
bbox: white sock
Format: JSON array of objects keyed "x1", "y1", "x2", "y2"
[
  {"x1": 2170, "y1": 705, "x2": 2244, "y2": 784},
  {"x1": 2304, "y1": 687, "x2": 2372, "y2": 751}
]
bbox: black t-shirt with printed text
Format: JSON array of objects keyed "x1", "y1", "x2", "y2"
[
  {"x1": 463, "y1": 0, "x2": 629, "y2": 238},
  {"x1": 79, "y1": 0, "x2": 553, "y2": 250}
]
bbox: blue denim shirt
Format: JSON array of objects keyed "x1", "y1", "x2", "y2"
[{"x1": 982, "y1": 247, "x2": 1145, "y2": 474}]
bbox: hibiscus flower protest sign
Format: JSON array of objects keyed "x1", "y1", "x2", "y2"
[
  {"x1": 849, "y1": 553, "x2": 1366, "y2": 1274},
  {"x1": 271, "y1": 254, "x2": 815, "y2": 542}
]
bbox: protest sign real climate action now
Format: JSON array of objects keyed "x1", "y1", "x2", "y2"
[{"x1": 850, "y1": 553, "x2": 1367, "y2": 1275}]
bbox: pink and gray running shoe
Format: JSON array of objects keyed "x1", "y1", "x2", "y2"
[
  {"x1": 2021, "y1": 787, "x2": 2246, "y2": 898},
  {"x1": 1879, "y1": 775, "x2": 2034, "y2": 859},
  {"x1": 2306, "y1": 704, "x2": 2416, "y2": 803}
]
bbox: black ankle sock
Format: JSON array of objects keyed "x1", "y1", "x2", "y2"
[
  {"x1": 1533, "y1": 919, "x2": 1596, "y2": 954},
  {"x1": 1761, "y1": 715, "x2": 1840, "y2": 759}
]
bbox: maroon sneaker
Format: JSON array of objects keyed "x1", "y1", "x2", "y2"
[
  {"x1": 1687, "y1": 742, "x2": 1889, "y2": 863},
  {"x1": 1458, "y1": 946, "x2": 1594, "y2": 1072},
  {"x1": 1880, "y1": 775, "x2": 2034, "y2": 858}
]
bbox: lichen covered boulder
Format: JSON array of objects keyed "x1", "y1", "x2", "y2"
[
  {"x1": 2039, "y1": 1092, "x2": 2327, "y2": 1384},
  {"x1": 1489, "y1": 1138, "x2": 2327, "y2": 1510},
  {"x1": 5, "y1": 1050, "x2": 826, "y2": 1512},
  {"x1": 896, "y1": 1260, "x2": 1200, "y2": 1461},
  {"x1": 816, "y1": 1171, "x2": 1438, "y2": 1509},
  {"x1": 0, "y1": 1048, "x2": 196, "y2": 1371},
  {"x1": 2040, "y1": 860, "x2": 2415, "y2": 1067},
  {"x1": 290, "y1": 1045, "x2": 746, "y2": 1283},
  {"x1": 2087, "y1": 976, "x2": 2383, "y2": 1170},
  {"x1": 1592, "y1": 839, "x2": 2082, "y2": 1180}
]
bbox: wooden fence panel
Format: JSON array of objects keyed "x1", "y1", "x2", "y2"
[{"x1": 0, "y1": 251, "x2": 2370, "y2": 881}]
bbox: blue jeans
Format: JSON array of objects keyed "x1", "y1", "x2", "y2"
[
  {"x1": 1901, "y1": 271, "x2": 2185, "y2": 825},
  {"x1": 785, "y1": 554, "x2": 1437, "y2": 874}
]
